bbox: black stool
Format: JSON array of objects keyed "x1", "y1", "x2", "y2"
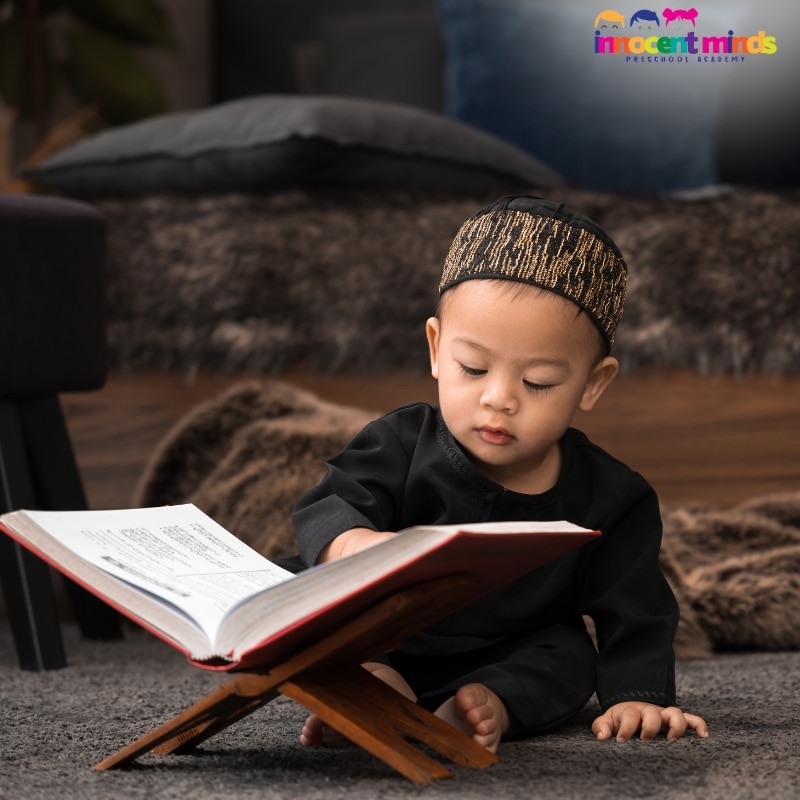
[{"x1": 0, "y1": 192, "x2": 122, "y2": 670}]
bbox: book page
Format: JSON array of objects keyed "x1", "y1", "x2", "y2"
[
  {"x1": 409, "y1": 520, "x2": 593, "y2": 535},
  {"x1": 21, "y1": 505, "x2": 293, "y2": 645}
]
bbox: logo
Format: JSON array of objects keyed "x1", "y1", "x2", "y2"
[{"x1": 594, "y1": 7, "x2": 778, "y2": 63}]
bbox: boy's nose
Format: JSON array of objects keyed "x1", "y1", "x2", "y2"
[{"x1": 481, "y1": 379, "x2": 519, "y2": 413}]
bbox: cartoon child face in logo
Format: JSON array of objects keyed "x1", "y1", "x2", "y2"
[
  {"x1": 662, "y1": 8, "x2": 699, "y2": 28},
  {"x1": 594, "y1": 9, "x2": 625, "y2": 30},
  {"x1": 631, "y1": 9, "x2": 660, "y2": 29}
]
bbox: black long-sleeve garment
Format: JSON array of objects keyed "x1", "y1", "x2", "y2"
[{"x1": 293, "y1": 403, "x2": 678, "y2": 716}]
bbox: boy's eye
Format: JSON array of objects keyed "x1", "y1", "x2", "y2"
[
  {"x1": 459, "y1": 364, "x2": 486, "y2": 377},
  {"x1": 523, "y1": 380, "x2": 553, "y2": 395}
]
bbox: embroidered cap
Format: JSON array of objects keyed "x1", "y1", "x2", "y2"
[{"x1": 439, "y1": 196, "x2": 628, "y2": 352}]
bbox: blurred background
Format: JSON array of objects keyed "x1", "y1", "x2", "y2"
[{"x1": 2, "y1": 0, "x2": 798, "y2": 192}]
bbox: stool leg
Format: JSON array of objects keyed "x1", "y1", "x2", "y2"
[
  {"x1": 18, "y1": 396, "x2": 122, "y2": 640},
  {"x1": 0, "y1": 399, "x2": 67, "y2": 670}
]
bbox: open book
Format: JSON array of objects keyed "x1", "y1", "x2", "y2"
[{"x1": 0, "y1": 504, "x2": 599, "y2": 672}]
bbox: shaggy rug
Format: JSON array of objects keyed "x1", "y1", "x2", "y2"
[
  {"x1": 134, "y1": 379, "x2": 800, "y2": 662},
  {"x1": 5, "y1": 620, "x2": 799, "y2": 800},
  {"x1": 97, "y1": 186, "x2": 800, "y2": 377}
]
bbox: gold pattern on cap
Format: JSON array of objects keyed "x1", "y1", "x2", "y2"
[{"x1": 440, "y1": 210, "x2": 627, "y2": 349}]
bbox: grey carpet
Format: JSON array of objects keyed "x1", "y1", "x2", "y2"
[{"x1": 2, "y1": 621, "x2": 798, "y2": 800}]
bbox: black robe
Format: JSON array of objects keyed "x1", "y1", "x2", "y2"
[{"x1": 293, "y1": 403, "x2": 677, "y2": 733}]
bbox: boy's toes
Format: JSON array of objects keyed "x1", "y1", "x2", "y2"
[
  {"x1": 300, "y1": 714, "x2": 351, "y2": 747},
  {"x1": 436, "y1": 683, "x2": 510, "y2": 753},
  {"x1": 300, "y1": 713, "x2": 326, "y2": 746}
]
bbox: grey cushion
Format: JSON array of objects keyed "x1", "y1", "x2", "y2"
[{"x1": 25, "y1": 95, "x2": 564, "y2": 197}]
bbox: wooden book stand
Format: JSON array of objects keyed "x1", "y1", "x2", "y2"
[{"x1": 95, "y1": 574, "x2": 499, "y2": 783}]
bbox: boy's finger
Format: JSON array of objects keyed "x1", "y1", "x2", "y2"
[
  {"x1": 660, "y1": 706, "x2": 688, "y2": 740},
  {"x1": 639, "y1": 706, "x2": 665, "y2": 739},
  {"x1": 591, "y1": 713, "x2": 614, "y2": 740},
  {"x1": 684, "y1": 713, "x2": 710, "y2": 738},
  {"x1": 615, "y1": 708, "x2": 644, "y2": 740}
]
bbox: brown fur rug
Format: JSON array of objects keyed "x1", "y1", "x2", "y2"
[
  {"x1": 98, "y1": 186, "x2": 800, "y2": 376},
  {"x1": 134, "y1": 380, "x2": 800, "y2": 661}
]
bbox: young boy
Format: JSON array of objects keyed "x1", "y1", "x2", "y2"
[{"x1": 292, "y1": 195, "x2": 709, "y2": 752}]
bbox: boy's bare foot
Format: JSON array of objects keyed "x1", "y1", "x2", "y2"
[
  {"x1": 299, "y1": 662, "x2": 417, "y2": 747},
  {"x1": 434, "y1": 683, "x2": 510, "y2": 753},
  {"x1": 300, "y1": 713, "x2": 341, "y2": 747},
  {"x1": 299, "y1": 668, "x2": 509, "y2": 753},
  {"x1": 362, "y1": 662, "x2": 418, "y2": 702}
]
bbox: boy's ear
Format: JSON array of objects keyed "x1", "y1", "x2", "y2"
[
  {"x1": 426, "y1": 317, "x2": 441, "y2": 379},
  {"x1": 579, "y1": 356, "x2": 619, "y2": 412}
]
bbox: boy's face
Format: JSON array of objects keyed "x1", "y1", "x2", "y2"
[{"x1": 427, "y1": 280, "x2": 618, "y2": 494}]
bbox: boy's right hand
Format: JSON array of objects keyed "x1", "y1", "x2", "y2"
[{"x1": 318, "y1": 527, "x2": 396, "y2": 562}]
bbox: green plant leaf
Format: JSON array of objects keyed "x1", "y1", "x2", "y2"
[
  {"x1": 64, "y1": 0, "x2": 177, "y2": 49},
  {"x1": 64, "y1": 28, "x2": 167, "y2": 125}
]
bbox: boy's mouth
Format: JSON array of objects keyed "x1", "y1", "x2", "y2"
[{"x1": 477, "y1": 427, "x2": 515, "y2": 446}]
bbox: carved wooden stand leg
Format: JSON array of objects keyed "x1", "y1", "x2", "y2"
[
  {"x1": 94, "y1": 575, "x2": 499, "y2": 783},
  {"x1": 281, "y1": 665, "x2": 496, "y2": 783}
]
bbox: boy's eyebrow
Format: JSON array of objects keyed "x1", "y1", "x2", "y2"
[{"x1": 451, "y1": 337, "x2": 571, "y2": 369}]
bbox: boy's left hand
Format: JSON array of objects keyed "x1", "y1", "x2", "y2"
[{"x1": 592, "y1": 701, "x2": 709, "y2": 741}]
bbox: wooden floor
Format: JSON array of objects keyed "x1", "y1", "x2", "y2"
[{"x1": 61, "y1": 368, "x2": 800, "y2": 513}]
